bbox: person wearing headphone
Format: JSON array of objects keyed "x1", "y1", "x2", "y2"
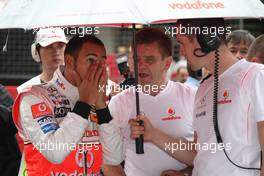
[
  {"x1": 130, "y1": 19, "x2": 264, "y2": 176},
  {"x1": 17, "y1": 28, "x2": 67, "y2": 93},
  {"x1": 16, "y1": 28, "x2": 67, "y2": 176}
]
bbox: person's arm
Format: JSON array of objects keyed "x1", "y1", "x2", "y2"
[
  {"x1": 161, "y1": 167, "x2": 193, "y2": 176},
  {"x1": 95, "y1": 65, "x2": 124, "y2": 167},
  {"x1": 0, "y1": 84, "x2": 13, "y2": 107},
  {"x1": 96, "y1": 98, "x2": 126, "y2": 175},
  {"x1": 98, "y1": 105, "x2": 125, "y2": 176},
  {"x1": 19, "y1": 94, "x2": 91, "y2": 164},
  {"x1": 129, "y1": 115, "x2": 197, "y2": 166},
  {"x1": 251, "y1": 68, "x2": 264, "y2": 174},
  {"x1": 101, "y1": 165, "x2": 126, "y2": 176},
  {"x1": 0, "y1": 104, "x2": 18, "y2": 136},
  {"x1": 96, "y1": 107, "x2": 124, "y2": 166},
  {"x1": 257, "y1": 121, "x2": 264, "y2": 175},
  {"x1": 152, "y1": 129, "x2": 197, "y2": 166}
]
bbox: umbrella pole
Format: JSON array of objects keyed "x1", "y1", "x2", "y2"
[{"x1": 133, "y1": 24, "x2": 144, "y2": 154}]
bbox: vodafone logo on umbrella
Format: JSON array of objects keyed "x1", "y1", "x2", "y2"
[
  {"x1": 168, "y1": 1, "x2": 225, "y2": 10},
  {"x1": 31, "y1": 102, "x2": 52, "y2": 119}
]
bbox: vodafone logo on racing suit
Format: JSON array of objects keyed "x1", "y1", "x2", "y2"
[
  {"x1": 39, "y1": 103, "x2": 47, "y2": 111},
  {"x1": 75, "y1": 150, "x2": 94, "y2": 168},
  {"x1": 31, "y1": 102, "x2": 52, "y2": 119},
  {"x1": 49, "y1": 149, "x2": 101, "y2": 176}
]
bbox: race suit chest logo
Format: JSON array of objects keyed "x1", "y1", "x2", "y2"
[
  {"x1": 75, "y1": 144, "x2": 102, "y2": 176},
  {"x1": 54, "y1": 107, "x2": 71, "y2": 118},
  {"x1": 56, "y1": 78, "x2": 66, "y2": 90},
  {"x1": 75, "y1": 150, "x2": 94, "y2": 168},
  {"x1": 50, "y1": 145, "x2": 103, "y2": 176},
  {"x1": 46, "y1": 86, "x2": 72, "y2": 118}
]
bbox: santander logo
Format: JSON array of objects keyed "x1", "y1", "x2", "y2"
[{"x1": 168, "y1": 1, "x2": 225, "y2": 10}]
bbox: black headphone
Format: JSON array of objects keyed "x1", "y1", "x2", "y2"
[
  {"x1": 193, "y1": 18, "x2": 262, "y2": 171},
  {"x1": 194, "y1": 18, "x2": 224, "y2": 56},
  {"x1": 196, "y1": 32, "x2": 221, "y2": 54}
]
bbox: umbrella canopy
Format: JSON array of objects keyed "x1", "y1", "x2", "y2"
[
  {"x1": 1, "y1": 0, "x2": 264, "y2": 29},
  {"x1": 0, "y1": 0, "x2": 147, "y2": 29}
]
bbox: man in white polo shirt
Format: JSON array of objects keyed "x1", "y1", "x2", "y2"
[
  {"x1": 103, "y1": 28, "x2": 196, "y2": 176},
  {"x1": 130, "y1": 19, "x2": 264, "y2": 176},
  {"x1": 17, "y1": 27, "x2": 67, "y2": 93}
]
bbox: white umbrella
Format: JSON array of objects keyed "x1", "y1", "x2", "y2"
[
  {"x1": 1, "y1": 0, "x2": 264, "y2": 29},
  {"x1": 0, "y1": 0, "x2": 147, "y2": 29}
]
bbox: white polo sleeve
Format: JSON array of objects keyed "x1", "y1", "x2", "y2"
[
  {"x1": 99, "y1": 120, "x2": 124, "y2": 165},
  {"x1": 251, "y1": 68, "x2": 264, "y2": 122},
  {"x1": 108, "y1": 93, "x2": 130, "y2": 129}
]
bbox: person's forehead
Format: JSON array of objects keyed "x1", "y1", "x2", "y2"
[
  {"x1": 80, "y1": 41, "x2": 106, "y2": 52},
  {"x1": 137, "y1": 42, "x2": 162, "y2": 55},
  {"x1": 228, "y1": 42, "x2": 249, "y2": 49},
  {"x1": 229, "y1": 39, "x2": 251, "y2": 47},
  {"x1": 137, "y1": 41, "x2": 159, "y2": 48}
]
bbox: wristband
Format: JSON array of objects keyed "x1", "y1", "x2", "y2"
[
  {"x1": 96, "y1": 106, "x2": 112, "y2": 124},
  {"x1": 72, "y1": 101, "x2": 92, "y2": 119}
]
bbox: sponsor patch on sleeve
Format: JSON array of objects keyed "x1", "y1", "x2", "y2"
[
  {"x1": 31, "y1": 102, "x2": 52, "y2": 119},
  {"x1": 31, "y1": 102, "x2": 58, "y2": 134},
  {"x1": 37, "y1": 116, "x2": 59, "y2": 134}
]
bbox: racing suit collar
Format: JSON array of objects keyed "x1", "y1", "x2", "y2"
[{"x1": 52, "y1": 66, "x2": 79, "y2": 103}]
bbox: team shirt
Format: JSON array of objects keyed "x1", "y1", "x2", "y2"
[
  {"x1": 193, "y1": 59, "x2": 264, "y2": 176},
  {"x1": 109, "y1": 80, "x2": 196, "y2": 176}
]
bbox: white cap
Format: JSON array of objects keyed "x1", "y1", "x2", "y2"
[{"x1": 31, "y1": 28, "x2": 67, "y2": 62}]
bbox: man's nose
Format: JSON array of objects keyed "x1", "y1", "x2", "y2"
[
  {"x1": 138, "y1": 60, "x2": 146, "y2": 69},
  {"x1": 51, "y1": 46, "x2": 62, "y2": 54},
  {"x1": 138, "y1": 58, "x2": 147, "y2": 66},
  {"x1": 235, "y1": 52, "x2": 243, "y2": 60}
]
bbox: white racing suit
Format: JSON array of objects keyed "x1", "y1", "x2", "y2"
[{"x1": 13, "y1": 67, "x2": 123, "y2": 176}]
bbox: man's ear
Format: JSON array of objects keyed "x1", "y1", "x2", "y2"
[
  {"x1": 65, "y1": 54, "x2": 75, "y2": 70},
  {"x1": 164, "y1": 56, "x2": 173, "y2": 70}
]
